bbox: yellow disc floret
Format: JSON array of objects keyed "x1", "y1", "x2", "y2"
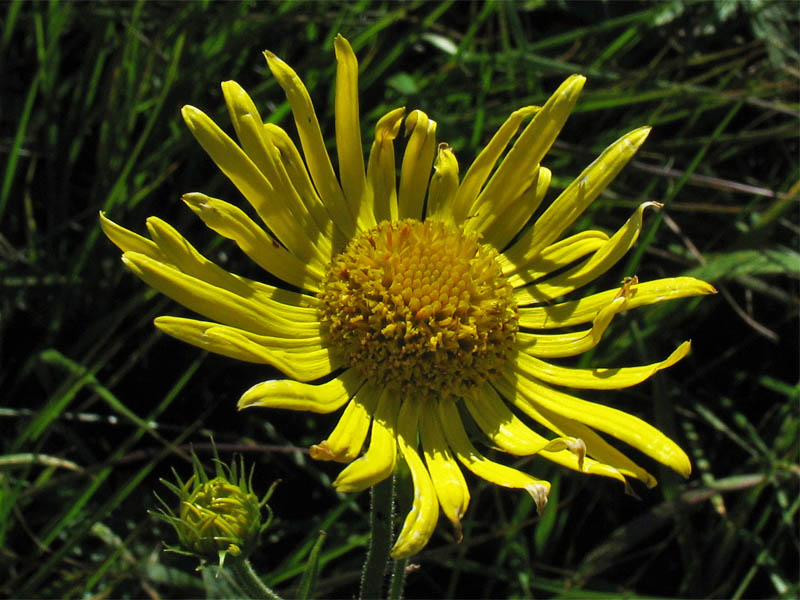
[{"x1": 320, "y1": 219, "x2": 518, "y2": 400}]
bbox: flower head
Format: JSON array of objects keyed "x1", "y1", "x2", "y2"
[
  {"x1": 104, "y1": 35, "x2": 715, "y2": 558},
  {"x1": 152, "y1": 446, "x2": 277, "y2": 567}
]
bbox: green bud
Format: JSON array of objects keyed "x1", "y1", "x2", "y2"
[{"x1": 151, "y1": 443, "x2": 278, "y2": 569}]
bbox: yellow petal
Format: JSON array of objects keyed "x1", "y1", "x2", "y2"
[
  {"x1": 220, "y1": 79, "x2": 272, "y2": 167},
  {"x1": 201, "y1": 326, "x2": 340, "y2": 382},
  {"x1": 333, "y1": 35, "x2": 369, "y2": 231},
  {"x1": 209, "y1": 321, "x2": 327, "y2": 352},
  {"x1": 391, "y1": 400, "x2": 439, "y2": 558},
  {"x1": 122, "y1": 251, "x2": 273, "y2": 334},
  {"x1": 492, "y1": 376, "x2": 650, "y2": 486},
  {"x1": 311, "y1": 381, "x2": 381, "y2": 463},
  {"x1": 425, "y1": 144, "x2": 460, "y2": 225},
  {"x1": 451, "y1": 105, "x2": 540, "y2": 225},
  {"x1": 181, "y1": 105, "x2": 325, "y2": 264},
  {"x1": 141, "y1": 217, "x2": 320, "y2": 318},
  {"x1": 519, "y1": 276, "x2": 717, "y2": 329},
  {"x1": 516, "y1": 292, "x2": 629, "y2": 358},
  {"x1": 221, "y1": 81, "x2": 333, "y2": 262},
  {"x1": 155, "y1": 315, "x2": 323, "y2": 351},
  {"x1": 480, "y1": 166, "x2": 551, "y2": 251},
  {"x1": 237, "y1": 368, "x2": 364, "y2": 413},
  {"x1": 465, "y1": 385, "x2": 584, "y2": 458},
  {"x1": 463, "y1": 164, "x2": 538, "y2": 239},
  {"x1": 262, "y1": 123, "x2": 344, "y2": 250},
  {"x1": 398, "y1": 110, "x2": 436, "y2": 221},
  {"x1": 367, "y1": 107, "x2": 405, "y2": 224},
  {"x1": 535, "y1": 401, "x2": 657, "y2": 487},
  {"x1": 513, "y1": 340, "x2": 691, "y2": 390},
  {"x1": 467, "y1": 75, "x2": 585, "y2": 237},
  {"x1": 264, "y1": 49, "x2": 356, "y2": 237},
  {"x1": 512, "y1": 201, "x2": 660, "y2": 299},
  {"x1": 504, "y1": 126, "x2": 651, "y2": 270},
  {"x1": 219, "y1": 78, "x2": 263, "y2": 141},
  {"x1": 438, "y1": 401, "x2": 550, "y2": 513},
  {"x1": 152, "y1": 316, "x2": 276, "y2": 364},
  {"x1": 499, "y1": 228, "x2": 608, "y2": 280},
  {"x1": 103, "y1": 210, "x2": 323, "y2": 308},
  {"x1": 120, "y1": 251, "x2": 317, "y2": 338},
  {"x1": 419, "y1": 406, "x2": 469, "y2": 539},
  {"x1": 333, "y1": 390, "x2": 399, "y2": 493},
  {"x1": 147, "y1": 216, "x2": 320, "y2": 314},
  {"x1": 99, "y1": 212, "x2": 164, "y2": 259},
  {"x1": 508, "y1": 371, "x2": 691, "y2": 478},
  {"x1": 182, "y1": 193, "x2": 323, "y2": 292}
]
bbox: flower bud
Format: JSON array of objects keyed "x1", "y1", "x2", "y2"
[{"x1": 152, "y1": 444, "x2": 277, "y2": 568}]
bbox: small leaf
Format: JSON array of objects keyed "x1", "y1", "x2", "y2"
[
  {"x1": 387, "y1": 73, "x2": 419, "y2": 96},
  {"x1": 296, "y1": 530, "x2": 327, "y2": 600},
  {"x1": 684, "y1": 247, "x2": 800, "y2": 281}
]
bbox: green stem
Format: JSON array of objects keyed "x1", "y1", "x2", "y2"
[
  {"x1": 387, "y1": 557, "x2": 408, "y2": 600},
  {"x1": 360, "y1": 475, "x2": 395, "y2": 599},
  {"x1": 228, "y1": 558, "x2": 282, "y2": 600}
]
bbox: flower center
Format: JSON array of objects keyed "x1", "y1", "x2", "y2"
[{"x1": 319, "y1": 219, "x2": 518, "y2": 400}]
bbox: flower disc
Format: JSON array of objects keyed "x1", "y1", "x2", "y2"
[{"x1": 320, "y1": 219, "x2": 518, "y2": 400}]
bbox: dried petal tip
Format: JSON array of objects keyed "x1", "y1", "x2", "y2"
[
  {"x1": 452, "y1": 520, "x2": 464, "y2": 544},
  {"x1": 566, "y1": 438, "x2": 587, "y2": 472},
  {"x1": 525, "y1": 482, "x2": 551, "y2": 515}
]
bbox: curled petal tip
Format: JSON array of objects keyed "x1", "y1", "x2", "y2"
[
  {"x1": 643, "y1": 200, "x2": 663, "y2": 211},
  {"x1": 237, "y1": 381, "x2": 273, "y2": 410},
  {"x1": 310, "y1": 442, "x2": 350, "y2": 463},
  {"x1": 525, "y1": 482, "x2": 551, "y2": 515},
  {"x1": 567, "y1": 438, "x2": 587, "y2": 472},
  {"x1": 452, "y1": 520, "x2": 464, "y2": 544},
  {"x1": 309, "y1": 443, "x2": 332, "y2": 461},
  {"x1": 623, "y1": 479, "x2": 642, "y2": 500}
]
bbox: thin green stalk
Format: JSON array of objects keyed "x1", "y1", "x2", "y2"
[
  {"x1": 228, "y1": 558, "x2": 282, "y2": 600},
  {"x1": 360, "y1": 475, "x2": 396, "y2": 599},
  {"x1": 387, "y1": 557, "x2": 408, "y2": 600}
]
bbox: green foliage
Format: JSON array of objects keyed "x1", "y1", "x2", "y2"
[{"x1": 1, "y1": 0, "x2": 797, "y2": 598}]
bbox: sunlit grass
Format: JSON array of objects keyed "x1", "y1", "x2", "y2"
[{"x1": 1, "y1": 1, "x2": 797, "y2": 598}]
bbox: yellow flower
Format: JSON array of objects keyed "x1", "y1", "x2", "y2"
[{"x1": 102, "y1": 35, "x2": 715, "y2": 558}]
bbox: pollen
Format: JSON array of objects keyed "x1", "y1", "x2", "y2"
[{"x1": 319, "y1": 219, "x2": 518, "y2": 400}]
